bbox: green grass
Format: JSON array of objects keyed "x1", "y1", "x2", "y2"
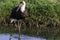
[{"x1": 0, "y1": 0, "x2": 60, "y2": 40}]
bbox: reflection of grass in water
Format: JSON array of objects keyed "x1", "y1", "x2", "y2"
[
  {"x1": 0, "y1": 24, "x2": 18, "y2": 33},
  {"x1": 0, "y1": 20, "x2": 60, "y2": 40}
]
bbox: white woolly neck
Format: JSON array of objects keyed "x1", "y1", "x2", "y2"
[{"x1": 20, "y1": 1, "x2": 26, "y2": 13}]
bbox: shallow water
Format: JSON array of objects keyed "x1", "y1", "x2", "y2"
[{"x1": 0, "y1": 34, "x2": 46, "y2": 40}]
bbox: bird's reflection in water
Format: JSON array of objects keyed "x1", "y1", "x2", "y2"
[{"x1": 9, "y1": 34, "x2": 21, "y2": 40}]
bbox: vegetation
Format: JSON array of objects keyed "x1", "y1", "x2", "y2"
[{"x1": 0, "y1": 0, "x2": 60, "y2": 39}]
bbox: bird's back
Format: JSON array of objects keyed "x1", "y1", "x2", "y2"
[{"x1": 10, "y1": 6, "x2": 28, "y2": 20}]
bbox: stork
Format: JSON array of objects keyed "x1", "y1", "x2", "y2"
[
  {"x1": 9, "y1": 1, "x2": 28, "y2": 40},
  {"x1": 10, "y1": 1, "x2": 28, "y2": 23}
]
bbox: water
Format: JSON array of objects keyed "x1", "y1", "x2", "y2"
[{"x1": 0, "y1": 34, "x2": 46, "y2": 40}]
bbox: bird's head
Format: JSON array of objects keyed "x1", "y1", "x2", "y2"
[{"x1": 20, "y1": 1, "x2": 26, "y2": 7}]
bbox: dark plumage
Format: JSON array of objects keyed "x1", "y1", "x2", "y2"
[
  {"x1": 10, "y1": 6, "x2": 23, "y2": 20},
  {"x1": 9, "y1": 1, "x2": 28, "y2": 23},
  {"x1": 10, "y1": 6, "x2": 28, "y2": 20}
]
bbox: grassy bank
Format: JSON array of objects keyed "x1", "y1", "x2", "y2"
[{"x1": 0, "y1": 0, "x2": 60, "y2": 39}]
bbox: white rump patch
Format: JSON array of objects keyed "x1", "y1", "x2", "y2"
[{"x1": 10, "y1": 19, "x2": 17, "y2": 23}]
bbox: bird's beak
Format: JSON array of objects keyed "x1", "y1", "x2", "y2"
[{"x1": 19, "y1": 4, "x2": 23, "y2": 8}]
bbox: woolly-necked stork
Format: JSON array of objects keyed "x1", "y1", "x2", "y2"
[{"x1": 10, "y1": 1, "x2": 28, "y2": 23}]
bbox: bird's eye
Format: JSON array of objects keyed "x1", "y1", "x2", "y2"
[{"x1": 20, "y1": 2, "x2": 22, "y2": 3}]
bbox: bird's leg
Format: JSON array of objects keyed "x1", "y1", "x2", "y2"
[
  {"x1": 9, "y1": 34, "x2": 12, "y2": 40},
  {"x1": 17, "y1": 20, "x2": 21, "y2": 40},
  {"x1": 18, "y1": 21, "x2": 20, "y2": 34}
]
